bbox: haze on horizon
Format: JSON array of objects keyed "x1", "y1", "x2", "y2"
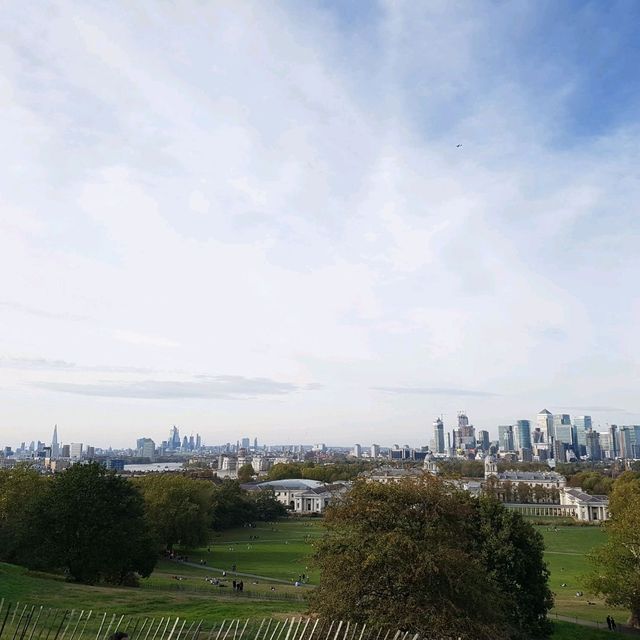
[{"x1": 2, "y1": 1, "x2": 640, "y2": 448}]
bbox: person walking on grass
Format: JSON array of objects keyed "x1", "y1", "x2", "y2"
[{"x1": 607, "y1": 615, "x2": 612, "y2": 631}]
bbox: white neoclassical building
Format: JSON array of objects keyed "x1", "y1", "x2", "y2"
[
  {"x1": 559, "y1": 487, "x2": 609, "y2": 522},
  {"x1": 249, "y1": 478, "x2": 348, "y2": 514}
]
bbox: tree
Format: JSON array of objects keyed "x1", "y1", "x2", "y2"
[
  {"x1": 237, "y1": 463, "x2": 256, "y2": 483},
  {"x1": 586, "y1": 472, "x2": 640, "y2": 627},
  {"x1": 250, "y1": 488, "x2": 287, "y2": 521},
  {"x1": 35, "y1": 463, "x2": 156, "y2": 584},
  {"x1": 0, "y1": 464, "x2": 50, "y2": 567},
  {"x1": 310, "y1": 476, "x2": 552, "y2": 639},
  {"x1": 476, "y1": 497, "x2": 553, "y2": 638},
  {"x1": 135, "y1": 474, "x2": 214, "y2": 550},
  {"x1": 210, "y1": 480, "x2": 257, "y2": 529},
  {"x1": 515, "y1": 482, "x2": 532, "y2": 504}
]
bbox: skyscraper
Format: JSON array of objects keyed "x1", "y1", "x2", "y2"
[
  {"x1": 514, "y1": 420, "x2": 532, "y2": 452},
  {"x1": 536, "y1": 409, "x2": 553, "y2": 443},
  {"x1": 169, "y1": 426, "x2": 181, "y2": 450},
  {"x1": 478, "y1": 430, "x2": 490, "y2": 451},
  {"x1": 456, "y1": 412, "x2": 475, "y2": 449},
  {"x1": 433, "y1": 417, "x2": 445, "y2": 454},
  {"x1": 585, "y1": 430, "x2": 601, "y2": 460},
  {"x1": 498, "y1": 425, "x2": 514, "y2": 452},
  {"x1": 51, "y1": 424, "x2": 60, "y2": 459}
]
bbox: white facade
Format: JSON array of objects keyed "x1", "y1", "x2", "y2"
[
  {"x1": 560, "y1": 488, "x2": 609, "y2": 522},
  {"x1": 252, "y1": 479, "x2": 347, "y2": 514}
]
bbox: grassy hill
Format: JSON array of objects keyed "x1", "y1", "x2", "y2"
[{"x1": 0, "y1": 518, "x2": 627, "y2": 639}]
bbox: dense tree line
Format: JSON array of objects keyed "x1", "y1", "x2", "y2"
[
  {"x1": 0, "y1": 463, "x2": 285, "y2": 585},
  {"x1": 310, "y1": 476, "x2": 553, "y2": 640},
  {"x1": 266, "y1": 460, "x2": 374, "y2": 482}
]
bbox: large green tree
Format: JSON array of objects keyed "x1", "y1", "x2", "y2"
[
  {"x1": 0, "y1": 464, "x2": 50, "y2": 567},
  {"x1": 210, "y1": 480, "x2": 256, "y2": 529},
  {"x1": 476, "y1": 497, "x2": 553, "y2": 638},
  {"x1": 586, "y1": 471, "x2": 640, "y2": 627},
  {"x1": 36, "y1": 463, "x2": 156, "y2": 584},
  {"x1": 310, "y1": 476, "x2": 552, "y2": 640},
  {"x1": 135, "y1": 474, "x2": 214, "y2": 549},
  {"x1": 250, "y1": 488, "x2": 287, "y2": 521}
]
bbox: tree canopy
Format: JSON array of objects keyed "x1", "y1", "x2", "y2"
[
  {"x1": 310, "y1": 476, "x2": 552, "y2": 640},
  {"x1": 134, "y1": 473, "x2": 214, "y2": 549},
  {"x1": 36, "y1": 463, "x2": 156, "y2": 584},
  {"x1": 586, "y1": 471, "x2": 640, "y2": 627}
]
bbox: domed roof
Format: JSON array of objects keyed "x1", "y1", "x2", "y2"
[{"x1": 256, "y1": 478, "x2": 325, "y2": 490}]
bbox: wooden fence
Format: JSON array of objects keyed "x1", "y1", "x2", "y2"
[{"x1": 0, "y1": 602, "x2": 419, "y2": 640}]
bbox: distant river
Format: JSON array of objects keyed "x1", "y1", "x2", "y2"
[{"x1": 124, "y1": 462, "x2": 184, "y2": 473}]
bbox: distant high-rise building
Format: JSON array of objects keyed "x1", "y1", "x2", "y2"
[
  {"x1": 182, "y1": 435, "x2": 189, "y2": 450},
  {"x1": 585, "y1": 430, "x2": 601, "y2": 460},
  {"x1": 253, "y1": 437, "x2": 258, "y2": 450},
  {"x1": 609, "y1": 425, "x2": 618, "y2": 458},
  {"x1": 61, "y1": 444, "x2": 70, "y2": 458},
  {"x1": 371, "y1": 443, "x2": 380, "y2": 458},
  {"x1": 353, "y1": 444, "x2": 362, "y2": 458},
  {"x1": 196, "y1": 434, "x2": 202, "y2": 450},
  {"x1": 572, "y1": 416, "x2": 592, "y2": 456},
  {"x1": 554, "y1": 424, "x2": 573, "y2": 448},
  {"x1": 51, "y1": 424, "x2": 60, "y2": 459},
  {"x1": 478, "y1": 430, "x2": 490, "y2": 451},
  {"x1": 70, "y1": 442, "x2": 83, "y2": 459},
  {"x1": 241, "y1": 437, "x2": 250, "y2": 450},
  {"x1": 514, "y1": 420, "x2": 532, "y2": 454},
  {"x1": 433, "y1": 417, "x2": 445, "y2": 454},
  {"x1": 554, "y1": 413, "x2": 571, "y2": 425},
  {"x1": 536, "y1": 410, "x2": 553, "y2": 443},
  {"x1": 574, "y1": 416, "x2": 592, "y2": 430},
  {"x1": 498, "y1": 425, "x2": 514, "y2": 452},
  {"x1": 137, "y1": 437, "x2": 155, "y2": 460},
  {"x1": 455, "y1": 412, "x2": 475, "y2": 449},
  {"x1": 189, "y1": 435, "x2": 195, "y2": 451},
  {"x1": 169, "y1": 426, "x2": 180, "y2": 450}
]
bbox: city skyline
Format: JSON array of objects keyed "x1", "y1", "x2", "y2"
[
  {"x1": 2, "y1": 2, "x2": 640, "y2": 445},
  {"x1": 1, "y1": 406, "x2": 635, "y2": 451}
]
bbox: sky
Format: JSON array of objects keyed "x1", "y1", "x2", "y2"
[{"x1": 2, "y1": 0, "x2": 640, "y2": 448}]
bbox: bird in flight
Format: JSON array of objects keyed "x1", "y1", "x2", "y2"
[{"x1": 456, "y1": 144, "x2": 463, "y2": 148}]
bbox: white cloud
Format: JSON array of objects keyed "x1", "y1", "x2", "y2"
[{"x1": 0, "y1": 1, "x2": 639, "y2": 446}]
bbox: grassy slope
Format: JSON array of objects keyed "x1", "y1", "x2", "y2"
[
  {"x1": 0, "y1": 518, "x2": 630, "y2": 636},
  {"x1": 551, "y1": 621, "x2": 613, "y2": 639},
  {"x1": 539, "y1": 525, "x2": 626, "y2": 623},
  {"x1": 0, "y1": 562, "x2": 304, "y2": 621}
]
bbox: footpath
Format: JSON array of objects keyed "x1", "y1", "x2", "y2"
[
  {"x1": 176, "y1": 560, "x2": 313, "y2": 587},
  {"x1": 553, "y1": 613, "x2": 640, "y2": 636}
]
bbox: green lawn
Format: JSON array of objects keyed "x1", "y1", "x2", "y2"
[
  {"x1": 538, "y1": 525, "x2": 626, "y2": 624},
  {"x1": 0, "y1": 517, "x2": 631, "y2": 636},
  {"x1": 172, "y1": 520, "x2": 323, "y2": 584},
  {"x1": 550, "y1": 620, "x2": 613, "y2": 639},
  {"x1": 0, "y1": 561, "x2": 304, "y2": 622}
]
